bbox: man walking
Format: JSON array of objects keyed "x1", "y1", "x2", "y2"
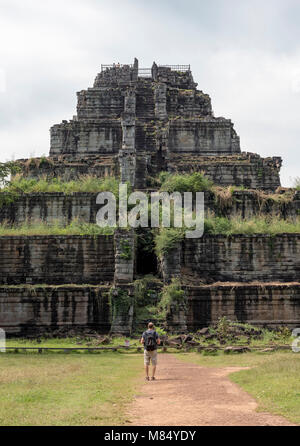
[{"x1": 141, "y1": 322, "x2": 161, "y2": 381}]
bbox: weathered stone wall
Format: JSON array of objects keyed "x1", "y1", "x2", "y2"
[
  {"x1": 110, "y1": 228, "x2": 135, "y2": 335},
  {"x1": 155, "y1": 66, "x2": 196, "y2": 89},
  {"x1": 136, "y1": 79, "x2": 155, "y2": 118},
  {"x1": 186, "y1": 283, "x2": 300, "y2": 329},
  {"x1": 168, "y1": 119, "x2": 240, "y2": 155},
  {"x1": 0, "y1": 235, "x2": 115, "y2": 285},
  {"x1": 114, "y1": 230, "x2": 135, "y2": 284},
  {"x1": 19, "y1": 150, "x2": 281, "y2": 190},
  {"x1": 168, "y1": 152, "x2": 282, "y2": 191},
  {"x1": 167, "y1": 89, "x2": 212, "y2": 117},
  {"x1": 50, "y1": 120, "x2": 122, "y2": 156},
  {"x1": 77, "y1": 88, "x2": 124, "y2": 119},
  {"x1": 0, "y1": 285, "x2": 110, "y2": 335},
  {"x1": 0, "y1": 193, "x2": 100, "y2": 225},
  {"x1": 1, "y1": 189, "x2": 298, "y2": 226},
  {"x1": 181, "y1": 234, "x2": 300, "y2": 282},
  {"x1": 93, "y1": 61, "x2": 138, "y2": 88},
  {"x1": 17, "y1": 155, "x2": 118, "y2": 180},
  {"x1": 1, "y1": 282, "x2": 299, "y2": 335},
  {"x1": 205, "y1": 189, "x2": 300, "y2": 219},
  {"x1": 159, "y1": 244, "x2": 181, "y2": 283}
]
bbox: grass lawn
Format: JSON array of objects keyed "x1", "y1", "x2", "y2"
[
  {"x1": 0, "y1": 352, "x2": 143, "y2": 426},
  {"x1": 5, "y1": 337, "x2": 141, "y2": 349},
  {"x1": 178, "y1": 351, "x2": 300, "y2": 425},
  {"x1": 2, "y1": 336, "x2": 300, "y2": 426}
]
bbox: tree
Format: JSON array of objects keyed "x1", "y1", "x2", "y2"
[{"x1": 0, "y1": 161, "x2": 21, "y2": 187}]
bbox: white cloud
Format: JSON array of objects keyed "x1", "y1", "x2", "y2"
[
  {"x1": 0, "y1": 69, "x2": 6, "y2": 93},
  {"x1": 0, "y1": 0, "x2": 299, "y2": 186}
]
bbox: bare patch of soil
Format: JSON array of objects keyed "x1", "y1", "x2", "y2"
[{"x1": 126, "y1": 354, "x2": 294, "y2": 426}]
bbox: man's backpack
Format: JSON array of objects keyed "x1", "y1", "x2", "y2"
[{"x1": 144, "y1": 330, "x2": 157, "y2": 351}]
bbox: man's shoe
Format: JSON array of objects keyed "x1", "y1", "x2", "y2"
[
  {"x1": 145, "y1": 376, "x2": 150, "y2": 381},
  {"x1": 151, "y1": 377, "x2": 156, "y2": 381}
]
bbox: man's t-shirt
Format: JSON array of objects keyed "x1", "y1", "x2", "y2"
[{"x1": 142, "y1": 329, "x2": 159, "y2": 350}]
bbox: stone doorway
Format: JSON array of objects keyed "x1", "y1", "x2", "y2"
[{"x1": 135, "y1": 228, "x2": 158, "y2": 276}]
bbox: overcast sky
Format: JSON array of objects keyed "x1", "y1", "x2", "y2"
[{"x1": 0, "y1": 0, "x2": 299, "y2": 186}]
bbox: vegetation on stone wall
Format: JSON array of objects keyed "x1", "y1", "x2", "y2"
[
  {"x1": 159, "y1": 279, "x2": 185, "y2": 320},
  {"x1": 0, "y1": 161, "x2": 21, "y2": 187},
  {"x1": 0, "y1": 174, "x2": 120, "y2": 195},
  {"x1": 157, "y1": 172, "x2": 297, "y2": 212},
  {"x1": 212, "y1": 185, "x2": 237, "y2": 210},
  {"x1": 0, "y1": 220, "x2": 115, "y2": 236},
  {"x1": 133, "y1": 275, "x2": 163, "y2": 325},
  {"x1": 252, "y1": 188, "x2": 297, "y2": 208},
  {"x1": 119, "y1": 239, "x2": 132, "y2": 260},
  {"x1": 204, "y1": 215, "x2": 300, "y2": 235},
  {"x1": 134, "y1": 276, "x2": 185, "y2": 327},
  {"x1": 153, "y1": 215, "x2": 300, "y2": 257},
  {"x1": 154, "y1": 227, "x2": 184, "y2": 256},
  {"x1": 0, "y1": 191, "x2": 19, "y2": 208},
  {"x1": 108, "y1": 287, "x2": 133, "y2": 322},
  {"x1": 0, "y1": 162, "x2": 21, "y2": 206},
  {"x1": 294, "y1": 177, "x2": 300, "y2": 191},
  {"x1": 159, "y1": 171, "x2": 213, "y2": 193},
  {"x1": 23, "y1": 156, "x2": 55, "y2": 170}
]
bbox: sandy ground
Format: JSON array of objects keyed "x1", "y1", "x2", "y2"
[{"x1": 126, "y1": 354, "x2": 294, "y2": 426}]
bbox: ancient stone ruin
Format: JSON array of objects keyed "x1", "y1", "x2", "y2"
[{"x1": 0, "y1": 58, "x2": 299, "y2": 336}]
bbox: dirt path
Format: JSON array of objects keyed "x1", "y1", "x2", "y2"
[{"x1": 127, "y1": 354, "x2": 294, "y2": 426}]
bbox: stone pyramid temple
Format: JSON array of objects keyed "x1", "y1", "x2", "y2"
[
  {"x1": 0, "y1": 58, "x2": 299, "y2": 336},
  {"x1": 27, "y1": 58, "x2": 281, "y2": 190}
]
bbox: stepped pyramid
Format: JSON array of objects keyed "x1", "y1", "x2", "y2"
[
  {"x1": 22, "y1": 58, "x2": 281, "y2": 190},
  {"x1": 0, "y1": 58, "x2": 299, "y2": 336}
]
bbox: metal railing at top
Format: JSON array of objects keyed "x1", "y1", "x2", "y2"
[
  {"x1": 159, "y1": 64, "x2": 190, "y2": 72},
  {"x1": 101, "y1": 64, "x2": 191, "y2": 73},
  {"x1": 101, "y1": 64, "x2": 133, "y2": 71},
  {"x1": 100, "y1": 65, "x2": 152, "y2": 77},
  {"x1": 138, "y1": 68, "x2": 152, "y2": 77}
]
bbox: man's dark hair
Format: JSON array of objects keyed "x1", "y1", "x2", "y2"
[{"x1": 148, "y1": 322, "x2": 154, "y2": 329}]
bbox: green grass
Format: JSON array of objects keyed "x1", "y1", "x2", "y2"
[
  {"x1": 204, "y1": 215, "x2": 300, "y2": 235},
  {"x1": 2, "y1": 347, "x2": 299, "y2": 425},
  {"x1": 0, "y1": 353, "x2": 143, "y2": 426},
  {"x1": 1, "y1": 174, "x2": 120, "y2": 195},
  {"x1": 1, "y1": 215, "x2": 298, "y2": 237},
  {"x1": 177, "y1": 351, "x2": 300, "y2": 424},
  {"x1": 191, "y1": 318, "x2": 293, "y2": 348},
  {"x1": 0, "y1": 220, "x2": 115, "y2": 236},
  {"x1": 153, "y1": 215, "x2": 300, "y2": 255},
  {"x1": 159, "y1": 171, "x2": 213, "y2": 193},
  {"x1": 5, "y1": 336, "x2": 143, "y2": 353},
  {"x1": 2, "y1": 334, "x2": 300, "y2": 425},
  {"x1": 154, "y1": 227, "x2": 184, "y2": 255},
  {"x1": 293, "y1": 177, "x2": 300, "y2": 191}
]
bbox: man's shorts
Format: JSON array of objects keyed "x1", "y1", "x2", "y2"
[{"x1": 144, "y1": 349, "x2": 158, "y2": 366}]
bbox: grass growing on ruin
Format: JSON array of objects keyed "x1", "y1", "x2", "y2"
[
  {"x1": 154, "y1": 227, "x2": 185, "y2": 255},
  {"x1": 0, "y1": 174, "x2": 121, "y2": 195},
  {"x1": 178, "y1": 351, "x2": 300, "y2": 424},
  {"x1": 159, "y1": 171, "x2": 213, "y2": 193},
  {"x1": 204, "y1": 215, "x2": 300, "y2": 235},
  {"x1": 0, "y1": 220, "x2": 115, "y2": 236},
  {"x1": 293, "y1": 177, "x2": 300, "y2": 190},
  {"x1": 0, "y1": 353, "x2": 143, "y2": 426},
  {"x1": 153, "y1": 215, "x2": 300, "y2": 255}
]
